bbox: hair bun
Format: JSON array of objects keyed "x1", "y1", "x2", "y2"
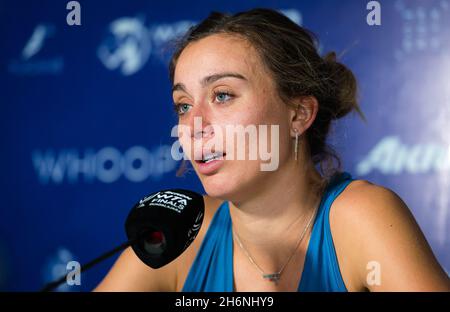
[
  {"x1": 320, "y1": 51, "x2": 364, "y2": 120},
  {"x1": 323, "y1": 51, "x2": 337, "y2": 63}
]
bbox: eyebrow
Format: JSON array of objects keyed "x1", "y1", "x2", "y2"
[{"x1": 172, "y1": 72, "x2": 247, "y2": 94}]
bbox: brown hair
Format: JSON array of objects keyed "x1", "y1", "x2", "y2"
[{"x1": 169, "y1": 8, "x2": 365, "y2": 179}]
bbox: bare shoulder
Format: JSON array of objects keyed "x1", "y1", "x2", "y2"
[
  {"x1": 330, "y1": 178, "x2": 450, "y2": 291},
  {"x1": 94, "y1": 194, "x2": 224, "y2": 292},
  {"x1": 331, "y1": 178, "x2": 406, "y2": 225}
]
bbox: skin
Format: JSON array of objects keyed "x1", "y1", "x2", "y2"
[{"x1": 95, "y1": 34, "x2": 450, "y2": 292}]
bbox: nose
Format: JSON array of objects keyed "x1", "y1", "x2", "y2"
[
  {"x1": 188, "y1": 104, "x2": 214, "y2": 140},
  {"x1": 193, "y1": 124, "x2": 215, "y2": 140}
]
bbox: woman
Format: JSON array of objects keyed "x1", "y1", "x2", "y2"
[{"x1": 95, "y1": 8, "x2": 450, "y2": 292}]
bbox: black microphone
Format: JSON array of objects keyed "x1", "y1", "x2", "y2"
[
  {"x1": 41, "y1": 189, "x2": 204, "y2": 291},
  {"x1": 125, "y1": 189, "x2": 204, "y2": 268}
]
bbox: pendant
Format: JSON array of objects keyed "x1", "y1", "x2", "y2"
[{"x1": 263, "y1": 273, "x2": 281, "y2": 283}]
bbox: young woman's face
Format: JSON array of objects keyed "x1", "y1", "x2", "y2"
[{"x1": 172, "y1": 34, "x2": 293, "y2": 200}]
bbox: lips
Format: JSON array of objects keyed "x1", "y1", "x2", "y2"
[
  {"x1": 197, "y1": 151, "x2": 225, "y2": 163},
  {"x1": 194, "y1": 151, "x2": 226, "y2": 175}
]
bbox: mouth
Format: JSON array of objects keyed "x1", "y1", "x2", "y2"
[
  {"x1": 195, "y1": 151, "x2": 226, "y2": 164},
  {"x1": 194, "y1": 151, "x2": 226, "y2": 175}
]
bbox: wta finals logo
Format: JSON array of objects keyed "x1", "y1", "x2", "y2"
[
  {"x1": 97, "y1": 17, "x2": 152, "y2": 76},
  {"x1": 96, "y1": 9, "x2": 301, "y2": 76},
  {"x1": 97, "y1": 16, "x2": 195, "y2": 76}
]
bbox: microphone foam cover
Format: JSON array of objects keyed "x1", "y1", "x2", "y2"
[{"x1": 125, "y1": 189, "x2": 204, "y2": 269}]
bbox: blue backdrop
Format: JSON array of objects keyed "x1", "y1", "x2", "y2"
[{"x1": 1, "y1": 0, "x2": 449, "y2": 291}]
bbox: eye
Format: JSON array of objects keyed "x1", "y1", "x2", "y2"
[
  {"x1": 173, "y1": 103, "x2": 192, "y2": 116},
  {"x1": 213, "y1": 90, "x2": 234, "y2": 103}
]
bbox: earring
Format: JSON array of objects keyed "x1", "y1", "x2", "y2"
[{"x1": 294, "y1": 129, "x2": 299, "y2": 161}]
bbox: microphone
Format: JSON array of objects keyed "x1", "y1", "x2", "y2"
[
  {"x1": 41, "y1": 189, "x2": 205, "y2": 291},
  {"x1": 125, "y1": 189, "x2": 205, "y2": 269}
]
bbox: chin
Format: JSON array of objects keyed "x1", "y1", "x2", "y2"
[
  {"x1": 200, "y1": 171, "x2": 257, "y2": 203},
  {"x1": 200, "y1": 174, "x2": 235, "y2": 199}
]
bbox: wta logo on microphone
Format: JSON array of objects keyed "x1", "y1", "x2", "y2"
[{"x1": 137, "y1": 190, "x2": 192, "y2": 214}]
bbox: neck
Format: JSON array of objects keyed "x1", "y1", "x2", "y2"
[{"x1": 228, "y1": 152, "x2": 325, "y2": 269}]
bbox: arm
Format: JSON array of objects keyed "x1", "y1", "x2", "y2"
[
  {"x1": 93, "y1": 246, "x2": 177, "y2": 291},
  {"x1": 345, "y1": 183, "x2": 450, "y2": 291}
]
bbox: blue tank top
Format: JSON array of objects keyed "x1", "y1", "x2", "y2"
[{"x1": 182, "y1": 171, "x2": 354, "y2": 292}]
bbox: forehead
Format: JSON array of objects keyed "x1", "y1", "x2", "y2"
[{"x1": 174, "y1": 33, "x2": 264, "y2": 83}]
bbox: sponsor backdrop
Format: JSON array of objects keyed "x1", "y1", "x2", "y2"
[{"x1": 1, "y1": 0, "x2": 449, "y2": 291}]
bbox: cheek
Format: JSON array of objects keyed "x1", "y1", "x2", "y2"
[
  {"x1": 216, "y1": 96, "x2": 289, "y2": 161},
  {"x1": 247, "y1": 91, "x2": 287, "y2": 125},
  {"x1": 223, "y1": 97, "x2": 270, "y2": 126},
  {"x1": 177, "y1": 127, "x2": 194, "y2": 160}
]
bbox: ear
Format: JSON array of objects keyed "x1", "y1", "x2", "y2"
[{"x1": 289, "y1": 96, "x2": 319, "y2": 137}]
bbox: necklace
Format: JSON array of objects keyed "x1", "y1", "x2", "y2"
[{"x1": 232, "y1": 205, "x2": 318, "y2": 284}]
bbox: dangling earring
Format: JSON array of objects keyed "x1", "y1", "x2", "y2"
[{"x1": 294, "y1": 129, "x2": 299, "y2": 161}]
